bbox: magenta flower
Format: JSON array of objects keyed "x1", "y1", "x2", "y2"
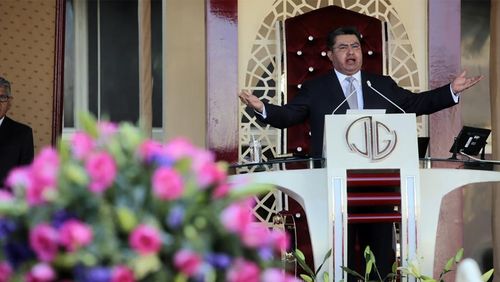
[
  {"x1": 129, "y1": 224, "x2": 162, "y2": 255},
  {"x1": 227, "y1": 258, "x2": 260, "y2": 282},
  {"x1": 212, "y1": 182, "x2": 231, "y2": 199},
  {"x1": 194, "y1": 161, "x2": 226, "y2": 188},
  {"x1": 163, "y1": 137, "x2": 197, "y2": 160},
  {"x1": 270, "y1": 230, "x2": 290, "y2": 252},
  {"x1": 241, "y1": 223, "x2": 271, "y2": 248},
  {"x1": 85, "y1": 152, "x2": 117, "y2": 193},
  {"x1": 6, "y1": 167, "x2": 34, "y2": 191},
  {"x1": 111, "y1": 265, "x2": 135, "y2": 282},
  {"x1": 220, "y1": 199, "x2": 254, "y2": 234},
  {"x1": 152, "y1": 167, "x2": 184, "y2": 200},
  {"x1": 0, "y1": 261, "x2": 12, "y2": 282},
  {"x1": 26, "y1": 263, "x2": 56, "y2": 282},
  {"x1": 70, "y1": 132, "x2": 95, "y2": 160},
  {"x1": 31, "y1": 148, "x2": 60, "y2": 189},
  {"x1": 261, "y1": 268, "x2": 300, "y2": 282},
  {"x1": 0, "y1": 190, "x2": 13, "y2": 202},
  {"x1": 29, "y1": 224, "x2": 59, "y2": 262},
  {"x1": 98, "y1": 121, "x2": 118, "y2": 139},
  {"x1": 173, "y1": 249, "x2": 202, "y2": 277},
  {"x1": 59, "y1": 220, "x2": 93, "y2": 252},
  {"x1": 138, "y1": 140, "x2": 163, "y2": 162}
]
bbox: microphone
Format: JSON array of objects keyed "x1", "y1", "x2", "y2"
[
  {"x1": 332, "y1": 87, "x2": 357, "y2": 114},
  {"x1": 366, "y1": 80, "x2": 406, "y2": 113}
]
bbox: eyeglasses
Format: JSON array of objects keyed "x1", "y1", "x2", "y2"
[
  {"x1": 0, "y1": 95, "x2": 12, "y2": 102},
  {"x1": 333, "y1": 43, "x2": 361, "y2": 53}
]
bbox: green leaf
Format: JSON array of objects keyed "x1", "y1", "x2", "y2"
[
  {"x1": 314, "y1": 248, "x2": 332, "y2": 275},
  {"x1": 444, "y1": 257, "x2": 454, "y2": 272},
  {"x1": 323, "y1": 271, "x2": 329, "y2": 282},
  {"x1": 294, "y1": 250, "x2": 315, "y2": 277},
  {"x1": 115, "y1": 206, "x2": 138, "y2": 232},
  {"x1": 391, "y1": 261, "x2": 398, "y2": 273},
  {"x1": 131, "y1": 254, "x2": 162, "y2": 280},
  {"x1": 227, "y1": 183, "x2": 273, "y2": 201},
  {"x1": 295, "y1": 249, "x2": 306, "y2": 261},
  {"x1": 481, "y1": 268, "x2": 494, "y2": 282},
  {"x1": 341, "y1": 266, "x2": 365, "y2": 280},
  {"x1": 454, "y1": 248, "x2": 464, "y2": 263},
  {"x1": 299, "y1": 274, "x2": 314, "y2": 282}
]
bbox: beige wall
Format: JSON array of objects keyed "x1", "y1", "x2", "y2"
[
  {"x1": 164, "y1": 0, "x2": 206, "y2": 148},
  {"x1": 0, "y1": 0, "x2": 56, "y2": 152}
]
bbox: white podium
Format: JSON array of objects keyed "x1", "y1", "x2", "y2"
[{"x1": 230, "y1": 113, "x2": 500, "y2": 281}]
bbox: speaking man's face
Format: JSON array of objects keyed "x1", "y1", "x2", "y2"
[{"x1": 327, "y1": 34, "x2": 363, "y2": 76}]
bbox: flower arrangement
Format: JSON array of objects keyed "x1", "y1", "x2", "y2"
[{"x1": 0, "y1": 114, "x2": 298, "y2": 282}]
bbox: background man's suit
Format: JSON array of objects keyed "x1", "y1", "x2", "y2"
[
  {"x1": 261, "y1": 70, "x2": 457, "y2": 158},
  {"x1": 0, "y1": 116, "x2": 34, "y2": 187}
]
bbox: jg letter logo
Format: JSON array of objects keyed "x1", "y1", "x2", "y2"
[{"x1": 345, "y1": 116, "x2": 397, "y2": 161}]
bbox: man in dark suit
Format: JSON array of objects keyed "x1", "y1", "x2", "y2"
[
  {"x1": 239, "y1": 26, "x2": 482, "y2": 159},
  {"x1": 239, "y1": 26, "x2": 482, "y2": 279},
  {"x1": 0, "y1": 76, "x2": 34, "y2": 188}
]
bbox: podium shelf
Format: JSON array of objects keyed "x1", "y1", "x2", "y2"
[
  {"x1": 347, "y1": 192, "x2": 401, "y2": 206},
  {"x1": 347, "y1": 172, "x2": 400, "y2": 187},
  {"x1": 348, "y1": 212, "x2": 401, "y2": 223}
]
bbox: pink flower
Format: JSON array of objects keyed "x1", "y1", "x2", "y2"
[
  {"x1": 270, "y1": 230, "x2": 290, "y2": 252},
  {"x1": 111, "y1": 265, "x2": 135, "y2": 282},
  {"x1": 59, "y1": 220, "x2": 93, "y2": 252},
  {"x1": 163, "y1": 137, "x2": 197, "y2": 160},
  {"x1": 261, "y1": 268, "x2": 300, "y2": 282},
  {"x1": 241, "y1": 223, "x2": 271, "y2": 248},
  {"x1": 129, "y1": 224, "x2": 162, "y2": 255},
  {"x1": 85, "y1": 152, "x2": 117, "y2": 193},
  {"x1": 227, "y1": 258, "x2": 260, "y2": 282},
  {"x1": 26, "y1": 263, "x2": 56, "y2": 282},
  {"x1": 6, "y1": 168, "x2": 53, "y2": 206},
  {"x1": 220, "y1": 199, "x2": 254, "y2": 234},
  {"x1": 29, "y1": 224, "x2": 59, "y2": 262},
  {"x1": 70, "y1": 132, "x2": 95, "y2": 159},
  {"x1": 212, "y1": 182, "x2": 231, "y2": 199},
  {"x1": 138, "y1": 140, "x2": 163, "y2": 162},
  {"x1": 98, "y1": 121, "x2": 118, "y2": 138},
  {"x1": 194, "y1": 161, "x2": 226, "y2": 188},
  {"x1": 173, "y1": 250, "x2": 202, "y2": 277},
  {"x1": 0, "y1": 190, "x2": 13, "y2": 202},
  {"x1": 0, "y1": 261, "x2": 12, "y2": 282},
  {"x1": 6, "y1": 167, "x2": 33, "y2": 190},
  {"x1": 152, "y1": 167, "x2": 184, "y2": 200},
  {"x1": 31, "y1": 148, "x2": 60, "y2": 189}
]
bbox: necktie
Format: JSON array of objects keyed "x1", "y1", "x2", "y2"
[{"x1": 345, "y1": 76, "x2": 358, "y2": 110}]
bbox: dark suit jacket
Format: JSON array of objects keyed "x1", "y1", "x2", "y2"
[
  {"x1": 0, "y1": 116, "x2": 34, "y2": 187},
  {"x1": 261, "y1": 70, "x2": 457, "y2": 158}
]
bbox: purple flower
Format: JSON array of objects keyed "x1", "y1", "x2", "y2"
[
  {"x1": 51, "y1": 210, "x2": 75, "y2": 228},
  {"x1": 75, "y1": 266, "x2": 112, "y2": 282},
  {"x1": 167, "y1": 205, "x2": 185, "y2": 228},
  {"x1": 0, "y1": 219, "x2": 16, "y2": 240},
  {"x1": 205, "y1": 253, "x2": 231, "y2": 269},
  {"x1": 3, "y1": 241, "x2": 35, "y2": 268}
]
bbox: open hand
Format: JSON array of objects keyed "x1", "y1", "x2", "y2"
[
  {"x1": 451, "y1": 70, "x2": 483, "y2": 94},
  {"x1": 238, "y1": 90, "x2": 264, "y2": 113}
]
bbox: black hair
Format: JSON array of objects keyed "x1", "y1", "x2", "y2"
[
  {"x1": 326, "y1": 26, "x2": 362, "y2": 50},
  {"x1": 0, "y1": 77, "x2": 11, "y2": 96}
]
